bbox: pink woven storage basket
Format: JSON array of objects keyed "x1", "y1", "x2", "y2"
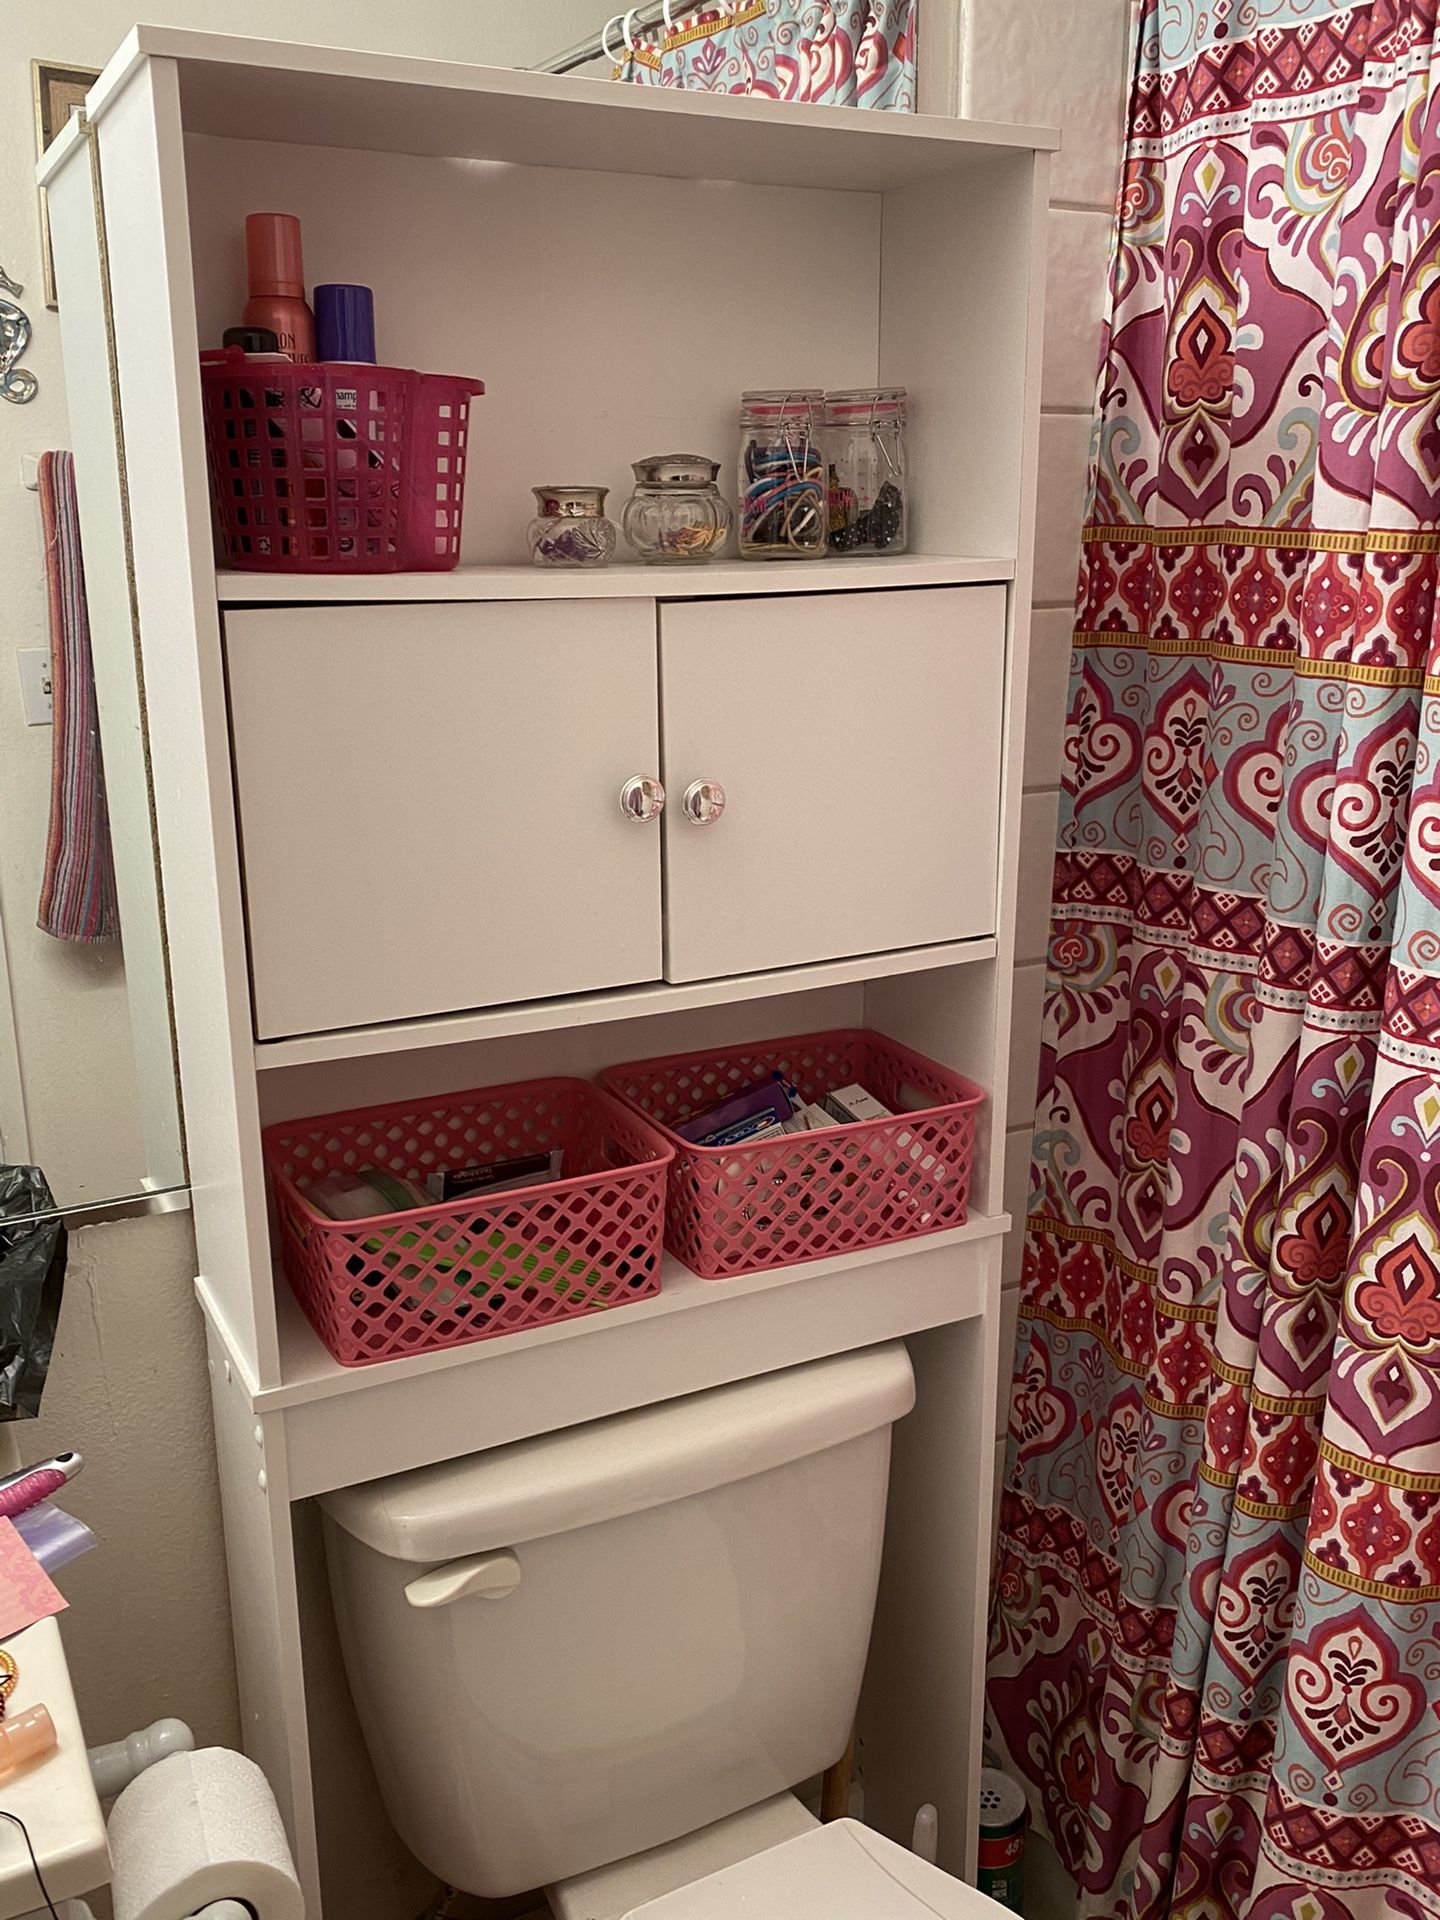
[
  {"x1": 601, "y1": 1029, "x2": 985, "y2": 1280},
  {"x1": 199, "y1": 351, "x2": 483, "y2": 573},
  {"x1": 264, "y1": 1078, "x2": 673, "y2": 1368}
]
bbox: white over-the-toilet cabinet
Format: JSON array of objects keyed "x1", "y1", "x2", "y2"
[{"x1": 42, "y1": 30, "x2": 1052, "y2": 1920}]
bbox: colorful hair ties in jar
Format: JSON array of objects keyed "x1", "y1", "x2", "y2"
[{"x1": 737, "y1": 390, "x2": 827, "y2": 560}]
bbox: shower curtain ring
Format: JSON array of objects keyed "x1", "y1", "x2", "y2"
[{"x1": 600, "y1": 13, "x2": 628, "y2": 63}]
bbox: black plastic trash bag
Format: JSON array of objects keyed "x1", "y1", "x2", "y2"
[{"x1": 0, "y1": 1166, "x2": 65, "y2": 1421}]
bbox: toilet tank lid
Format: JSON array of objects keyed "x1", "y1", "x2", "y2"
[{"x1": 319, "y1": 1342, "x2": 915, "y2": 1563}]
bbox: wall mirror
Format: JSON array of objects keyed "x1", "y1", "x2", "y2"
[
  {"x1": 3, "y1": 83, "x2": 187, "y2": 1228},
  {"x1": 3, "y1": 454, "x2": 187, "y2": 1224}
]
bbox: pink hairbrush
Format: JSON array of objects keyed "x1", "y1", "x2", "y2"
[{"x1": 0, "y1": 1452, "x2": 82, "y2": 1521}]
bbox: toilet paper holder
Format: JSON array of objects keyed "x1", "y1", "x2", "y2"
[{"x1": 88, "y1": 1720, "x2": 196, "y2": 1801}]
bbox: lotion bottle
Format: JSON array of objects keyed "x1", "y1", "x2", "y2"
[{"x1": 242, "y1": 213, "x2": 315, "y2": 363}]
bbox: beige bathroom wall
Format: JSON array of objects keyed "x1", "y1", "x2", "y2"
[
  {"x1": 14, "y1": 1210, "x2": 241, "y2": 1746},
  {"x1": 0, "y1": 0, "x2": 617, "y2": 1764}
]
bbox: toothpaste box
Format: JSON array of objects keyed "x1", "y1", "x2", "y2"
[
  {"x1": 676, "y1": 1076, "x2": 793, "y2": 1145},
  {"x1": 703, "y1": 1110, "x2": 792, "y2": 1148}
]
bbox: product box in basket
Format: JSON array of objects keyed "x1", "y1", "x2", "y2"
[{"x1": 601, "y1": 1030, "x2": 985, "y2": 1280}]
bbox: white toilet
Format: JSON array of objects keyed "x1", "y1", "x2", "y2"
[{"x1": 320, "y1": 1342, "x2": 999, "y2": 1920}]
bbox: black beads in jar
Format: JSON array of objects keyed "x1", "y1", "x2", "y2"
[{"x1": 824, "y1": 388, "x2": 908, "y2": 555}]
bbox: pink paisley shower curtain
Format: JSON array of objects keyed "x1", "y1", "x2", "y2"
[
  {"x1": 612, "y1": 1, "x2": 916, "y2": 110},
  {"x1": 988, "y1": 5, "x2": 1440, "y2": 1920}
]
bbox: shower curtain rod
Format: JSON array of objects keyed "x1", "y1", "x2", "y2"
[{"x1": 531, "y1": 2, "x2": 671, "y2": 74}]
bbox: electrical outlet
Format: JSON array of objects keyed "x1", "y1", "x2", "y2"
[{"x1": 16, "y1": 649, "x2": 52, "y2": 726}]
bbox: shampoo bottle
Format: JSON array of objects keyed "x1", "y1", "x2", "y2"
[{"x1": 242, "y1": 213, "x2": 315, "y2": 363}]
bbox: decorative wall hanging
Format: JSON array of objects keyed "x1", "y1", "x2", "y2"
[{"x1": 0, "y1": 270, "x2": 37, "y2": 405}]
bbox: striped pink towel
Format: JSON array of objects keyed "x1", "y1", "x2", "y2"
[{"x1": 37, "y1": 451, "x2": 118, "y2": 943}]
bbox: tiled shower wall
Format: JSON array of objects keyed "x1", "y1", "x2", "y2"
[{"x1": 955, "y1": 0, "x2": 1133, "y2": 1526}]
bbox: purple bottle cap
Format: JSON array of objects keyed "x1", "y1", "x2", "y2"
[{"x1": 314, "y1": 283, "x2": 376, "y2": 364}]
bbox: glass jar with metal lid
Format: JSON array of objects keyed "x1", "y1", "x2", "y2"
[
  {"x1": 738, "y1": 390, "x2": 827, "y2": 559},
  {"x1": 526, "y1": 485, "x2": 619, "y2": 567},
  {"x1": 822, "y1": 388, "x2": 908, "y2": 554},
  {"x1": 622, "y1": 454, "x2": 733, "y2": 563}
]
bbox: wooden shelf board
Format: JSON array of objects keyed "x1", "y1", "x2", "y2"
[
  {"x1": 252, "y1": 938, "x2": 998, "y2": 1069},
  {"x1": 217, "y1": 555, "x2": 1016, "y2": 607},
  {"x1": 71, "y1": 28, "x2": 1056, "y2": 195}
]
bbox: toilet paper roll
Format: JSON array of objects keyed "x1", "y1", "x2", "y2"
[{"x1": 107, "y1": 1748, "x2": 304, "y2": 1920}]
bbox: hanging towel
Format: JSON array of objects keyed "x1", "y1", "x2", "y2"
[{"x1": 36, "y1": 451, "x2": 118, "y2": 944}]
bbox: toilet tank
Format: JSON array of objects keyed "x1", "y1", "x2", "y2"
[{"x1": 320, "y1": 1343, "x2": 915, "y2": 1898}]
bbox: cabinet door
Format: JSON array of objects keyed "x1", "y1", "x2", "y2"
[
  {"x1": 227, "y1": 600, "x2": 663, "y2": 1038},
  {"x1": 659, "y1": 585, "x2": 1006, "y2": 983}
]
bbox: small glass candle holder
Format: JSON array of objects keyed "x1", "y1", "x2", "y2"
[
  {"x1": 622, "y1": 454, "x2": 733, "y2": 563},
  {"x1": 526, "y1": 486, "x2": 619, "y2": 567}
]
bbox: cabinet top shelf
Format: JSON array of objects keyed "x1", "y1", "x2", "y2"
[
  {"x1": 51, "y1": 25, "x2": 1057, "y2": 194},
  {"x1": 215, "y1": 554, "x2": 1015, "y2": 607}
]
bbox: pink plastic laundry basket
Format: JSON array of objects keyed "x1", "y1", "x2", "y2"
[
  {"x1": 200, "y1": 351, "x2": 484, "y2": 573},
  {"x1": 601, "y1": 1030, "x2": 985, "y2": 1280},
  {"x1": 264, "y1": 1078, "x2": 673, "y2": 1367}
]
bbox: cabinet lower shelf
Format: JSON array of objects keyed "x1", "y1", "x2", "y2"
[{"x1": 199, "y1": 1213, "x2": 1008, "y2": 1499}]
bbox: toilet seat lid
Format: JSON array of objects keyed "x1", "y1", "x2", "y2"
[{"x1": 620, "y1": 1819, "x2": 1008, "y2": 1920}]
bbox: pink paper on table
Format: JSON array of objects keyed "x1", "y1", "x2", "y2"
[{"x1": 0, "y1": 1518, "x2": 66, "y2": 1636}]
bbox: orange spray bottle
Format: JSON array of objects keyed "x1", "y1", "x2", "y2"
[{"x1": 242, "y1": 213, "x2": 315, "y2": 363}]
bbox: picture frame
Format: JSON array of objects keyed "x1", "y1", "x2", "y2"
[{"x1": 32, "y1": 60, "x2": 102, "y2": 310}]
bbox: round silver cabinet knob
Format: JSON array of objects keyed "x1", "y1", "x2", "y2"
[
  {"x1": 682, "y1": 779, "x2": 727, "y2": 826},
  {"x1": 619, "y1": 776, "x2": 665, "y2": 823}
]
